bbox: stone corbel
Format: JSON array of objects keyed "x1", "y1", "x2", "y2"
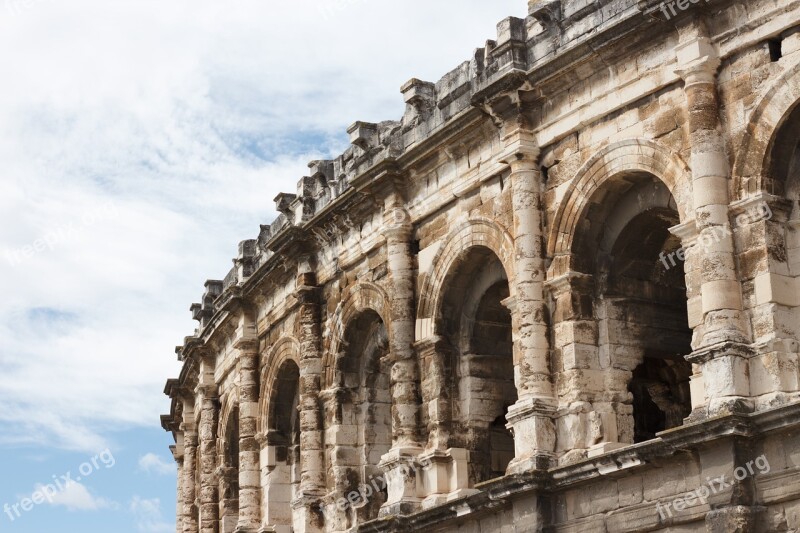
[
  {"x1": 730, "y1": 192, "x2": 791, "y2": 226},
  {"x1": 529, "y1": 0, "x2": 562, "y2": 29},
  {"x1": 669, "y1": 218, "x2": 699, "y2": 248},
  {"x1": 475, "y1": 79, "x2": 542, "y2": 139},
  {"x1": 401, "y1": 78, "x2": 435, "y2": 124}
]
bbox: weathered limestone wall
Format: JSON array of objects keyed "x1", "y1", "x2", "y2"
[{"x1": 162, "y1": 0, "x2": 800, "y2": 531}]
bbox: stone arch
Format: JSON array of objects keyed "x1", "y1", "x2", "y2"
[
  {"x1": 258, "y1": 337, "x2": 302, "y2": 530},
  {"x1": 733, "y1": 59, "x2": 800, "y2": 198},
  {"x1": 218, "y1": 393, "x2": 240, "y2": 530},
  {"x1": 324, "y1": 281, "x2": 392, "y2": 388},
  {"x1": 546, "y1": 146, "x2": 694, "y2": 458},
  {"x1": 258, "y1": 337, "x2": 301, "y2": 435},
  {"x1": 218, "y1": 391, "x2": 240, "y2": 460},
  {"x1": 416, "y1": 217, "x2": 516, "y2": 341},
  {"x1": 322, "y1": 283, "x2": 393, "y2": 529},
  {"x1": 548, "y1": 138, "x2": 692, "y2": 267}
]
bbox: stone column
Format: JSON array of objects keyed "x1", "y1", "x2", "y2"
[
  {"x1": 236, "y1": 341, "x2": 260, "y2": 532},
  {"x1": 379, "y1": 203, "x2": 423, "y2": 515},
  {"x1": 676, "y1": 25, "x2": 752, "y2": 416},
  {"x1": 499, "y1": 129, "x2": 556, "y2": 472},
  {"x1": 319, "y1": 386, "x2": 357, "y2": 532},
  {"x1": 415, "y1": 337, "x2": 474, "y2": 508},
  {"x1": 176, "y1": 456, "x2": 184, "y2": 533},
  {"x1": 547, "y1": 271, "x2": 641, "y2": 464},
  {"x1": 182, "y1": 429, "x2": 199, "y2": 533},
  {"x1": 730, "y1": 194, "x2": 800, "y2": 409},
  {"x1": 198, "y1": 384, "x2": 220, "y2": 533},
  {"x1": 294, "y1": 266, "x2": 325, "y2": 533},
  {"x1": 416, "y1": 336, "x2": 452, "y2": 451}
]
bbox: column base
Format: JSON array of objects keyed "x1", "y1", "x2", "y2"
[
  {"x1": 291, "y1": 493, "x2": 325, "y2": 533},
  {"x1": 506, "y1": 452, "x2": 555, "y2": 475},
  {"x1": 257, "y1": 526, "x2": 292, "y2": 533},
  {"x1": 587, "y1": 442, "x2": 629, "y2": 458},
  {"x1": 417, "y1": 448, "x2": 472, "y2": 509},
  {"x1": 506, "y1": 397, "x2": 556, "y2": 473},
  {"x1": 378, "y1": 446, "x2": 424, "y2": 516}
]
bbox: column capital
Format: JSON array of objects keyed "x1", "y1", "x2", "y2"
[
  {"x1": 413, "y1": 335, "x2": 448, "y2": 357},
  {"x1": 675, "y1": 37, "x2": 720, "y2": 85},
  {"x1": 197, "y1": 384, "x2": 219, "y2": 400},
  {"x1": 233, "y1": 336, "x2": 259, "y2": 354},
  {"x1": 382, "y1": 207, "x2": 413, "y2": 240},
  {"x1": 669, "y1": 218, "x2": 699, "y2": 247},
  {"x1": 498, "y1": 129, "x2": 540, "y2": 167},
  {"x1": 544, "y1": 271, "x2": 593, "y2": 299}
]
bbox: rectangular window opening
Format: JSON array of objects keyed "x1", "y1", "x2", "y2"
[{"x1": 769, "y1": 39, "x2": 783, "y2": 62}]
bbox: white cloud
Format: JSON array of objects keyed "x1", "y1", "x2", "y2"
[
  {"x1": 34, "y1": 481, "x2": 113, "y2": 512},
  {"x1": 130, "y1": 497, "x2": 173, "y2": 532},
  {"x1": 138, "y1": 453, "x2": 175, "y2": 476},
  {"x1": 0, "y1": 0, "x2": 522, "y2": 451}
]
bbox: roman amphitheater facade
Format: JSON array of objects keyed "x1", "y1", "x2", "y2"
[{"x1": 163, "y1": 0, "x2": 800, "y2": 531}]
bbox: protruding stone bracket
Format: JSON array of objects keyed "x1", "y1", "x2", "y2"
[
  {"x1": 668, "y1": 218, "x2": 699, "y2": 248},
  {"x1": 274, "y1": 193, "x2": 297, "y2": 220},
  {"x1": 347, "y1": 121, "x2": 378, "y2": 151},
  {"x1": 401, "y1": 78, "x2": 435, "y2": 122},
  {"x1": 529, "y1": 0, "x2": 562, "y2": 28},
  {"x1": 729, "y1": 192, "x2": 790, "y2": 224},
  {"x1": 473, "y1": 74, "x2": 541, "y2": 135}
]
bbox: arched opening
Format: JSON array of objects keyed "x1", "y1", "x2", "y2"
[
  {"x1": 767, "y1": 102, "x2": 800, "y2": 204},
  {"x1": 335, "y1": 310, "x2": 391, "y2": 527},
  {"x1": 220, "y1": 406, "x2": 239, "y2": 532},
  {"x1": 263, "y1": 359, "x2": 301, "y2": 529},
  {"x1": 569, "y1": 174, "x2": 693, "y2": 446},
  {"x1": 761, "y1": 99, "x2": 800, "y2": 356},
  {"x1": 439, "y1": 247, "x2": 516, "y2": 484}
]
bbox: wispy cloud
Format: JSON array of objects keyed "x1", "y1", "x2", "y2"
[
  {"x1": 35, "y1": 481, "x2": 114, "y2": 512},
  {"x1": 138, "y1": 454, "x2": 175, "y2": 476},
  {"x1": 130, "y1": 497, "x2": 172, "y2": 532}
]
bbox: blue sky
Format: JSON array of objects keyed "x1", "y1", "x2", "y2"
[{"x1": 0, "y1": 0, "x2": 520, "y2": 530}]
